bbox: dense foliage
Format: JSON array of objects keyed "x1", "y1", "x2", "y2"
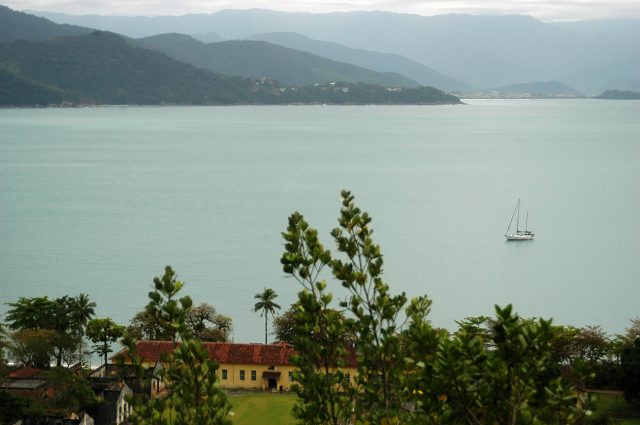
[
  {"x1": 594, "y1": 90, "x2": 640, "y2": 100},
  {"x1": 0, "y1": 70, "x2": 64, "y2": 106},
  {"x1": 0, "y1": 32, "x2": 253, "y2": 106},
  {"x1": 132, "y1": 36, "x2": 418, "y2": 87},
  {"x1": 41, "y1": 367, "x2": 97, "y2": 413},
  {"x1": 5, "y1": 294, "x2": 96, "y2": 367},
  {"x1": 281, "y1": 190, "x2": 593, "y2": 424},
  {"x1": 0, "y1": 4, "x2": 90, "y2": 42},
  {"x1": 0, "y1": 31, "x2": 460, "y2": 106},
  {"x1": 123, "y1": 266, "x2": 232, "y2": 425},
  {"x1": 86, "y1": 318, "x2": 126, "y2": 366},
  {"x1": 1, "y1": 190, "x2": 638, "y2": 423},
  {"x1": 272, "y1": 305, "x2": 298, "y2": 344},
  {"x1": 622, "y1": 339, "x2": 640, "y2": 407},
  {"x1": 126, "y1": 302, "x2": 233, "y2": 342}
]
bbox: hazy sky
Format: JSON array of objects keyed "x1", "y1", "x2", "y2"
[{"x1": 8, "y1": 0, "x2": 640, "y2": 21}]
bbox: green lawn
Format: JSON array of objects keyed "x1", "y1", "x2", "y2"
[
  {"x1": 227, "y1": 391, "x2": 640, "y2": 425},
  {"x1": 230, "y1": 392, "x2": 297, "y2": 425},
  {"x1": 591, "y1": 392, "x2": 640, "y2": 424}
]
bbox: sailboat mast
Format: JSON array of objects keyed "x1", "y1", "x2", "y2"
[
  {"x1": 516, "y1": 199, "x2": 520, "y2": 232},
  {"x1": 506, "y1": 200, "x2": 518, "y2": 235},
  {"x1": 525, "y1": 210, "x2": 528, "y2": 232}
]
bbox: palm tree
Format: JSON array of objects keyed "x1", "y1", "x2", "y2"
[
  {"x1": 71, "y1": 293, "x2": 96, "y2": 366},
  {"x1": 253, "y1": 288, "x2": 281, "y2": 345}
]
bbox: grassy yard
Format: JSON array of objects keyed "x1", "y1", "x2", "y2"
[
  {"x1": 230, "y1": 392, "x2": 297, "y2": 425},
  {"x1": 591, "y1": 391, "x2": 640, "y2": 424},
  {"x1": 227, "y1": 391, "x2": 640, "y2": 425}
]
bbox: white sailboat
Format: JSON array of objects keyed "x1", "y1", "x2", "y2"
[{"x1": 505, "y1": 199, "x2": 534, "y2": 240}]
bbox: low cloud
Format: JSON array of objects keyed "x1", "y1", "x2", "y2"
[{"x1": 9, "y1": 0, "x2": 640, "y2": 20}]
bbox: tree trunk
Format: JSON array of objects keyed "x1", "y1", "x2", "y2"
[{"x1": 265, "y1": 315, "x2": 268, "y2": 344}]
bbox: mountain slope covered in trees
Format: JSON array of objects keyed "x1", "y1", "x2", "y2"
[
  {"x1": 0, "y1": 31, "x2": 460, "y2": 106},
  {"x1": 0, "y1": 6, "x2": 461, "y2": 106},
  {"x1": 0, "y1": 31, "x2": 255, "y2": 105},
  {"x1": 132, "y1": 34, "x2": 419, "y2": 87},
  {"x1": 33, "y1": 9, "x2": 639, "y2": 93},
  {"x1": 0, "y1": 4, "x2": 91, "y2": 42},
  {"x1": 245, "y1": 32, "x2": 470, "y2": 92}
]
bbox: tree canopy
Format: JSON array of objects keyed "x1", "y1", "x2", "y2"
[
  {"x1": 5, "y1": 294, "x2": 95, "y2": 367},
  {"x1": 122, "y1": 266, "x2": 232, "y2": 425},
  {"x1": 86, "y1": 318, "x2": 125, "y2": 366},
  {"x1": 126, "y1": 300, "x2": 233, "y2": 342},
  {"x1": 281, "y1": 190, "x2": 592, "y2": 424}
]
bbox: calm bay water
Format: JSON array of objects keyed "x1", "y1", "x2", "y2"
[{"x1": 1, "y1": 100, "x2": 639, "y2": 344}]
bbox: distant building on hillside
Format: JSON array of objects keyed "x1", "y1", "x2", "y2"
[
  {"x1": 112, "y1": 341, "x2": 357, "y2": 392},
  {"x1": 1, "y1": 366, "x2": 53, "y2": 401}
]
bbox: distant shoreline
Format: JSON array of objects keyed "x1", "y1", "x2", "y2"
[
  {"x1": 0, "y1": 101, "x2": 465, "y2": 108},
  {"x1": 6, "y1": 97, "x2": 640, "y2": 109}
]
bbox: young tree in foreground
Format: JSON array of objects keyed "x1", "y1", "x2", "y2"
[
  {"x1": 281, "y1": 212, "x2": 357, "y2": 425},
  {"x1": 123, "y1": 266, "x2": 232, "y2": 425},
  {"x1": 282, "y1": 190, "x2": 591, "y2": 425},
  {"x1": 253, "y1": 288, "x2": 281, "y2": 344}
]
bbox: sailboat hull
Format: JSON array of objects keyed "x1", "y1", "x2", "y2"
[
  {"x1": 505, "y1": 199, "x2": 534, "y2": 240},
  {"x1": 505, "y1": 233, "x2": 534, "y2": 241}
]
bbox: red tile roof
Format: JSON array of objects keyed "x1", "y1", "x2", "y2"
[
  {"x1": 115, "y1": 341, "x2": 357, "y2": 367},
  {"x1": 117, "y1": 341, "x2": 296, "y2": 366},
  {"x1": 8, "y1": 366, "x2": 44, "y2": 379}
]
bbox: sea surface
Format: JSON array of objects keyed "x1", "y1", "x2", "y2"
[{"x1": 1, "y1": 100, "x2": 639, "y2": 347}]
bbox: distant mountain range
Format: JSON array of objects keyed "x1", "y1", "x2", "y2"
[
  {"x1": 30, "y1": 8, "x2": 640, "y2": 94},
  {"x1": 473, "y1": 81, "x2": 583, "y2": 98},
  {"x1": 0, "y1": 6, "x2": 460, "y2": 106},
  {"x1": 0, "y1": 31, "x2": 256, "y2": 105},
  {"x1": 132, "y1": 34, "x2": 419, "y2": 87},
  {"x1": 244, "y1": 32, "x2": 469, "y2": 92},
  {"x1": 3, "y1": 4, "x2": 637, "y2": 105},
  {"x1": 593, "y1": 89, "x2": 640, "y2": 100},
  {"x1": 0, "y1": 5, "x2": 90, "y2": 41}
]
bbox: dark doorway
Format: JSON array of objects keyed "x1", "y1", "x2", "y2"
[{"x1": 268, "y1": 378, "x2": 277, "y2": 389}]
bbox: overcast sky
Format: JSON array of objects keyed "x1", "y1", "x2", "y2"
[{"x1": 8, "y1": 0, "x2": 640, "y2": 21}]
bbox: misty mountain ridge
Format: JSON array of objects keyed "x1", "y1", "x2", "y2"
[
  {"x1": 132, "y1": 33, "x2": 420, "y2": 87},
  {"x1": 464, "y1": 81, "x2": 583, "y2": 98},
  {"x1": 0, "y1": 4, "x2": 91, "y2": 41},
  {"x1": 244, "y1": 32, "x2": 471, "y2": 92},
  {"x1": 593, "y1": 89, "x2": 640, "y2": 100},
  {"x1": 0, "y1": 31, "x2": 255, "y2": 105},
  {"x1": 0, "y1": 7, "x2": 460, "y2": 106},
  {"x1": 0, "y1": 30, "x2": 460, "y2": 106},
  {"x1": 192, "y1": 30, "x2": 224, "y2": 43},
  {"x1": 30, "y1": 8, "x2": 639, "y2": 93}
]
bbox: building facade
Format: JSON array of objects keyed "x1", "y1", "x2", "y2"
[{"x1": 113, "y1": 341, "x2": 356, "y2": 392}]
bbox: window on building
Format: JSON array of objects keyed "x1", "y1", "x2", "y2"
[
  {"x1": 288, "y1": 371, "x2": 294, "y2": 382},
  {"x1": 222, "y1": 369, "x2": 228, "y2": 380},
  {"x1": 240, "y1": 370, "x2": 245, "y2": 381},
  {"x1": 251, "y1": 370, "x2": 257, "y2": 381}
]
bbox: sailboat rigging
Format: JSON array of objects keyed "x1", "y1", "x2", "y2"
[{"x1": 505, "y1": 199, "x2": 534, "y2": 240}]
